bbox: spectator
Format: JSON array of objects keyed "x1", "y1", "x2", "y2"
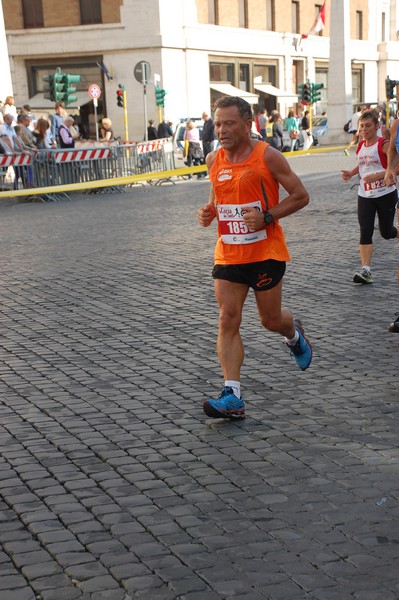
[
  {"x1": 20, "y1": 104, "x2": 37, "y2": 130},
  {"x1": 158, "y1": 119, "x2": 172, "y2": 138},
  {"x1": 202, "y1": 111, "x2": 216, "y2": 160},
  {"x1": 266, "y1": 112, "x2": 284, "y2": 151},
  {"x1": 258, "y1": 108, "x2": 268, "y2": 140},
  {"x1": 58, "y1": 116, "x2": 76, "y2": 148},
  {"x1": 33, "y1": 118, "x2": 56, "y2": 149},
  {"x1": 13, "y1": 125, "x2": 34, "y2": 188},
  {"x1": 99, "y1": 118, "x2": 115, "y2": 142},
  {"x1": 301, "y1": 110, "x2": 312, "y2": 151},
  {"x1": 17, "y1": 113, "x2": 37, "y2": 150},
  {"x1": 183, "y1": 120, "x2": 205, "y2": 179},
  {"x1": 3, "y1": 95, "x2": 18, "y2": 122},
  {"x1": 0, "y1": 113, "x2": 26, "y2": 153},
  {"x1": 51, "y1": 101, "x2": 66, "y2": 145},
  {"x1": 147, "y1": 119, "x2": 158, "y2": 140},
  {"x1": 285, "y1": 110, "x2": 299, "y2": 151}
]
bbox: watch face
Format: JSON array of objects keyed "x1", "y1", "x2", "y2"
[{"x1": 264, "y1": 212, "x2": 273, "y2": 225}]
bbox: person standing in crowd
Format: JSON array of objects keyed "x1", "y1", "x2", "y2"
[
  {"x1": 0, "y1": 113, "x2": 26, "y2": 153},
  {"x1": 2, "y1": 96, "x2": 18, "y2": 122},
  {"x1": 16, "y1": 113, "x2": 37, "y2": 150},
  {"x1": 183, "y1": 120, "x2": 204, "y2": 179},
  {"x1": 384, "y1": 117, "x2": 399, "y2": 333},
  {"x1": 158, "y1": 119, "x2": 173, "y2": 138},
  {"x1": 33, "y1": 118, "x2": 56, "y2": 149},
  {"x1": 266, "y1": 112, "x2": 284, "y2": 151},
  {"x1": 147, "y1": 119, "x2": 158, "y2": 140},
  {"x1": 201, "y1": 111, "x2": 216, "y2": 161},
  {"x1": 258, "y1": 108, "x2": 268, "y2": 141},
  {"x1": 301, "y1": 110, "x2": 312, "y2": 151},
  {"x1": 341, "y1": 109, "x2": 398, "y2": 285},
  {"x1": 58, "y1": 116, "x2": 76, "y2": 148},
  {"x1": 99, "y1": 118, "x2": 115, "y2": 142},
  {"x1": 197, "y1": 96, "x2": 312, "y2": 419},
  {"x1": 285, "y1": 110, "x2": 299, "y2": 152},
  {"x1": 51, "y1": 101, "x2": 66, "y2": 145},
  {"x1": 20, "y1": 104, "x2": 36, "y2": 130}
]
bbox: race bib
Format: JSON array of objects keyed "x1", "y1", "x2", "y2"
[
  {"x1": 217, "y1": 201, "x2": 266, "y2": 245},
  {"x1": 363, "y1": 178, "x2": 386, "y2": 194}
]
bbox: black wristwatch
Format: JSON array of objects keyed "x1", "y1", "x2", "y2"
[{"x1": 263, "y1": 210, "x2": 274, "y2": 226}]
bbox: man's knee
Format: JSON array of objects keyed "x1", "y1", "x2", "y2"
[
  {"x1": 259, "y1": 313, "x2": 281, "y2": 332},
  {"x1": 219, "y1": 308, "x2": 241, "y2": 332}
]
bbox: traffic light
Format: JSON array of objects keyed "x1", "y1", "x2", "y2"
[
  {"x1": 62, "y1": 73, "x2": 80, "y2": 105},
  {"x1": 386, "y1": 77, "x2": 396, "y2": 100},
  {"x1": 116, "y1": 84, "x2": 125, "y2": 108},
  {"x1": 297, "y1": 83, "x2": 305, "y2": 103},
  {"x1": 303, "y1": 82, "x2": 311, "y2": 104},
  {"x1": 43, "y1": 68, "x2": 81, "y2": 104},
  {"x1": 297, "y1": 82, "x2": 311, "y2": 104},
  {"x1": 155, "y1": 86, "x2": 167, "y2": 108},
  {"x1": 311, "y1": 82, "x2": 324, "y2": 103},
  {"x1": 43, "y1": 69, "x2": 64, "y2": 102}
]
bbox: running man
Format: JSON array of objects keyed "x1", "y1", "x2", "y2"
[
  {"x1": 341, "y1": 109, "x2": 398, "y2": 285},
  {"x1": 197, "y1": 96, "x2": 312, "y2": 419},
  {"x1": 384, "y1": 118, "x2": 399, "y2": 333}
]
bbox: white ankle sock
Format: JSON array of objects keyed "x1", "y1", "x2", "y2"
[
  {"x1": 285, "y1": 331, "x2": 299, "y2": 346},
  {"x1": 225, "y1": 380, "x2": 241, "y2": 398}
]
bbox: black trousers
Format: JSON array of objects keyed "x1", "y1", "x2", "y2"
[{"x1": 358, "y1": 190, "x2": 398, "y2": 245}]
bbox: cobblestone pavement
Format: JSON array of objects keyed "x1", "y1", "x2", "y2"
[{"x1": 0, "y1": 151, "x2": 398, "y2": 600}]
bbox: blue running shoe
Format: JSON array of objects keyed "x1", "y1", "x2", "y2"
[
  {"x1": 288, "y1": 320, "x2": 312, "y2": 371},
  {"x1": 203, "y1": 386, "x2": 246, "y2": 419}
]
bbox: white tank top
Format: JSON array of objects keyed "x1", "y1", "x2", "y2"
[{"x1": 357, "y1": 139, "x2": 396, "y2": 198}]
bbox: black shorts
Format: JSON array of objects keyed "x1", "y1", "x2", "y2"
[{"x1": 212, "y1": 259, "x2": 286, "y2": 291}]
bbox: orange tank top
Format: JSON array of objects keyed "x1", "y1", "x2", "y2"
[{"x1": 210, "y1": 141, "x2": 290, "y2": 265}]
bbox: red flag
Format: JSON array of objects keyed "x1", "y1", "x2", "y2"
[{"x1": 301, "y1": 1, "x2": 326, "y2": 39}]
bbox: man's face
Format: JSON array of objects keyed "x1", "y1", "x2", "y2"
[
  {"x1": 214, "y1": 106, "x2": 251, "y2": 151},
  {"x1": 359, "y1": 118, "x2": 378, "y2": 140},
  {"x1": 4, "y1": 114, "x2": 13, "y2": 126}
]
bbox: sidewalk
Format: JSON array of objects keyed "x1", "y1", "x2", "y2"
[{"x1": 0, "y1": 163, "x2": 398, "y2": 600}]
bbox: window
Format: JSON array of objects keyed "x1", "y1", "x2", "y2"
[
  {"x1": 210, "y1": 62, "x2": 235, "y2": 84},
  {"x1": 253, "y1": 64, "x2": 276, "y2": 86},
  {"x1": 22, "y1": 0, "x2": 43, "y2": 28},
  {"x1": 266, "y1": 0, "x2": 275, "y2": 31},
  {"x1": 80, "y1": 0, "x2": 102, "y2": 25},
  {"x1": 292, "y1": 1, "x2": 300, "y2": 34},
  {"x1": 352, "y1": 69, "x2": 363, "y2": 104},
  {"x1": 238, "y1": 0, "x2": 248, "y2": 28},
  {"x1": 239, "y1": 64, "x2": 250, "y2": 90},
  {"x1": 381, "y1": 12, "x2": 386, "y2": 42},
  {"x1": 356, "y1": 11, "x2": 363, "y2": 40},
  {"x1": 315, "y1": 69, "x2": 328, "y2": 113},
  {"x1": 315, "y1": 4, "x2": 323, "y2": 35},
  {"x1": 208, "y1": 0, "x2": 219, "y2": 25}
]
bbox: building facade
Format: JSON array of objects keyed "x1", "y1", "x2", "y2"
[{"x1": 2, "y1": 0, "x2": 399, "y2": 140}]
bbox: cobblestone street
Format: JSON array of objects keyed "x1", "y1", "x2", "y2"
[{"x1": 0, "y1": 152, "x2": 398, "y2": 600}]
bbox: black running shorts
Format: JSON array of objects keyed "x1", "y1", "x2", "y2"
[{"x1": 212, "y1": 259, "x2": 286, "y2": 291}]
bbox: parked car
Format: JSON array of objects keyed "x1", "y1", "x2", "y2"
[{"x1": 312, "y1": 116, "x2": 328, "y2": 138}]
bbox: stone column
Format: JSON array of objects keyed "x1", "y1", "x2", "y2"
[
  {"x1": 0, "y1": 1, "x2": 13, "y2": 101},
  {"x1": 326, "y1": 0, "x2": 352, "y2": 144}
]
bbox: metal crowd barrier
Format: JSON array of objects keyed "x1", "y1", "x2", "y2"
[{"x1": 0, "y1": 138, "x2": 176, "y2": 200}]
